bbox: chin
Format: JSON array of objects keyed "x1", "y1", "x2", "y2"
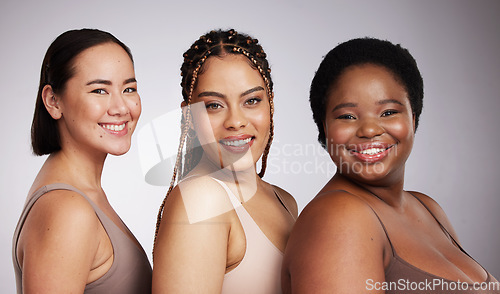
[
  {"x1": 107, "y1": 145, "x2": 131, "y2": 156},
  {"x1": 340, "y1": 167, "x2": 401, "y2": 187}
]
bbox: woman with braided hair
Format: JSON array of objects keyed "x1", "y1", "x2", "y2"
[{"x1": 152, "y1": 29, "x2": 298, "y2": 293}]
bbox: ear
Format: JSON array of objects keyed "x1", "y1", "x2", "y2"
[
  {"x1": 42, "y1": 85, "x2": 62, "y2": 120},
  {"x1": 412, "y1": 113, "x2": 416, "y2": 132}
]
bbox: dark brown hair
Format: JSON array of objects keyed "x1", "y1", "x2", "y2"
[
  {"x1": 154, "y1": 29, "x2": 274, "y2": 257},
  {"x1": 31, "y1": 28, "x2": 133, "y2": 155}
]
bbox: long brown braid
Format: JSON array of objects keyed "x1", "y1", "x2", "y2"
[{"x1": 153, "y1": 29, "x2": 275, "y2": 258}]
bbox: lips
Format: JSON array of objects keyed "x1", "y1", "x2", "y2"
[
  {"x1": 348, "y1": 143, "x2": 394, "y2": 163},
  {"x1": 219, "y1": 135, "x2": 254, "y2": 153},
  {"x1": 99, "y1": 122, "x2": 128, "y2": 135}
]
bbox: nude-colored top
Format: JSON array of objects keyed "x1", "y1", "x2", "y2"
[
  {"x1": 376, "y1": 192, "x2": 500, "y2": 294},
  {"x1": 12, "y1": 183, "x2": 152, "y2": 294},
  {"x1": 210, "y1": 178, "x2": 293, "y2": 294}
]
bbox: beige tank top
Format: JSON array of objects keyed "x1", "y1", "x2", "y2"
[
  {"x1": 12, "y1": 183, "x2": 152, "y2": 293},
  {"x1": 210, "y1": 178, "x2": 293, "y2": 294}
]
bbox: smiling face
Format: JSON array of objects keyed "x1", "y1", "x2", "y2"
[
  {"x1": 324, "y1": 63, "x2": 415, "y2": 186},
  {"x1": 190, "y1": 54, "x2": 270, "y2": 172},
  {"x1": 55, "y1": 42, "x2": 141, "y2": 157}
]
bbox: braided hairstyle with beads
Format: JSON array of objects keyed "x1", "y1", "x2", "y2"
[{"x1": 153, "y1": 29, "x2": 275, "y2": 257}]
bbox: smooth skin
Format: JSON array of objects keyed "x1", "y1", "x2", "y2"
[
  {"x1": 17, "y1": 42, "x2": 142, "y2": 293},
  {"x1": 282, "y1": 64, "x2": 495, "y2": 293},
  {"x1": 153, "y1": 54, "x2": 298, "y2": 293}
]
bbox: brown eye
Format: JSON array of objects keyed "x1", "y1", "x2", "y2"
[
  {"x1": 381, "y1": 110, "x2": 398, "y2": 117},
  {"x1": 206, "y1": 102, "x2": 222, "y2": 110},
  {"x1": 123, "y1": 87, "x2": 137, "y2": 93},
  {"x1": 337, "y1": 114, "x2": 356, "y2": 120},
  {"x1": 91, "y1": 89, "x2": 107, "y2": 95},
  {"x1": 245, "y1": 98, "x2": 262, "y2": 106}
]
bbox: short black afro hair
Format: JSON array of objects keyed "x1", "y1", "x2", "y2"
[{"x1": 309, "y1": 37, "x2": 423, "y2": 148}]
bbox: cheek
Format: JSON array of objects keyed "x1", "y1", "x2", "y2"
[
  {"x1": 84, "y1": 99, "x2": 107, "y2": 116},
  {"x1": 130, "y1": 96, "x2": 142, "y2": 119},
  {"x1": 250, "y1": 104, "x2": 271, "y2": 134},
  {"x1": 387, "y1": 118, "x2": 414, "y2": 141},
  {"x1": 324, "y1": 122, "x2": 354, "y2": 159},
  {"x1": 325, "y1": 121, "x2": 352, "y2": 146},
  {"x1": 76, "y1": 103, "x2": 101, "y2": 122},
  {"x1": 251, "y1": 110, "x2": 270, "y2": 135},
  {"x1": 192, "y1": 113, "x2": 219, "y2": 144}
]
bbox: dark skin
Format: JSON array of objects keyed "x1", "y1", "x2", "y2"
[{"x1": 282, "y1": 64, "x2": 496, "y2": 293}]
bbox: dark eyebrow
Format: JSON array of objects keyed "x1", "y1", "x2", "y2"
[
  {"x1": 197, "y1": 86, "x2": 265, "y2": 99},
  {"x1": 197, "y1": 91, "x2": 225, "y2": 98},
  {"x1": 377, "y1": 99, "x2": 404, "y2": 106},
  {"x1": 332, "y1": 102, "x2": 357, "y2": 112},
  {"x1": 241, "y1": 86, "x2": 265, "y2": 97},
  {"x1": 124, "y1": 77, "x2": 137, "y2": 85},
  {"x1": 86, "y1": 79, "x2": 111, "y2": 86},
  {"x1": 86, "y1": 78, "x2": 136, "y2": 86}
]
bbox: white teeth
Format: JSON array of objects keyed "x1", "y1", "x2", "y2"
[
  {"x1": 221, "y1": 137, "x2": 252, "y2": 147},
  {"x1": 359, "y1": 148, "x2": 385, "y2": 155},
  {"x1": 101, "y1": 123, "x2": 126, "y2": 131}
]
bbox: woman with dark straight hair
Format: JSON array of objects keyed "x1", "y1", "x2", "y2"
[{"x1": 12, "y1": 28, "x2": 151, "y2": 294}]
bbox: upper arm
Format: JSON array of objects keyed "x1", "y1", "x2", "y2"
[
  {"x1": 410, "y1": 191, "x2": 461, "y2": 243},
  {"x1": 152, "y1": 177, "x2": 233, "y2": 293},
  {"x1": 19, "y1": 191, "x2": 100, "y2": 294},
  {"x1": 282, "y1": 192, "x2": 387, "y2": 294},
  {"x1": 272, "y1": 185, "x2": 298, "y2": 219}
]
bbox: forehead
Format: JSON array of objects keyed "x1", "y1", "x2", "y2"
[
  {"x1": 327, "y1": 64, "x2": 408, "y2": 103},
  {"x1": 71, "y1": 42, "x2": 133, "y2": 76},
  {"x1": 197, "y1": 54, "x2": 263, "y2": 84}
]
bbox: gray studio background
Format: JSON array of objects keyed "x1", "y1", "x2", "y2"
[{"x1": 1, "y1": 0, "x2": 499, "y2": 292}]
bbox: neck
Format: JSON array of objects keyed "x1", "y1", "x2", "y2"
[
  {"x1": 335, "y1": 172, "x2": 406, "y2": 208},
  {"x1": 47, "y1": 147, "x2": 106, "y2": 190},
  {"x1": 194, "y1": 154, "x2": 257, "y2": 181},
  {"x1": 190, "y1": 153, "x2": 262, "y2": 202}
]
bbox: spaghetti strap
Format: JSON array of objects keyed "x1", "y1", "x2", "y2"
[
  {"x1": 366, "y1": 206, "x2": 396, "y2": 257},
  {"x1": 407, "y1": 192, "x2": 471, "y2": 257},
  {"x1": 210, "y1": 177, "x2": 242, "y2": 208},
  {"x1": 271, "y1": 186, "x2": 295, "y2": 220},
  {"x1": 12, "y1": 183, "x2": 152, "y2": 294},
  {"x1": 323, "y1": 189, "x2": 396, "y2": 256}
]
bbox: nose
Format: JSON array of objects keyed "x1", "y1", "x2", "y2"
[
  {"x1": 223, "y1": 107, "x2": 248, "y2": 130},
  {"x1": 108, "y1": 92, "x2": 129, "y2": 116},
  {"x1": 356, "y1": 118, "x2": 384, "y2": 139}
]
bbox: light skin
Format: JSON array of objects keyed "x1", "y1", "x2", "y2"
[
  {"x1": 282, "y1": 64, "x2": 495, "y2": 293},
  {"x1": 152, "y1": 54, "x2": 298, "y2": 293},
  {"x1": 17, "y1": 42, "x2": 142, "y2": 293}
]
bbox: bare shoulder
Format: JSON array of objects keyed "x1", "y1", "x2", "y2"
[
  {"x1": 271, "y1": 184, "x2": 298, "y2": 218},
  {"x1": 18, "y1": 189, "x2": 101, "y2": 275},
  {"x1": 294, "y1": 189, "x2": 380, "y2": 235},
  {"x1": 153, "y1": 176, "x2": 233, "y2": 292},
  {"x1": 282, "y1": 190, "x2": 387, "y2": 293},
  {"x1": 23, "y1": 189, "x2": 99, "y2": 232},
  {"x1": 286, "y1": 189, "x2": 384, "y2": 253},
  {"x1": 407, "y1": 191, "x2": 449, "y2": 224},
  {"x1": 407, "y1": 190, "x2": 460, "y2": 241},
  {"x1": 163, "y1": 175, "x2": 235, "y2": 224}
]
